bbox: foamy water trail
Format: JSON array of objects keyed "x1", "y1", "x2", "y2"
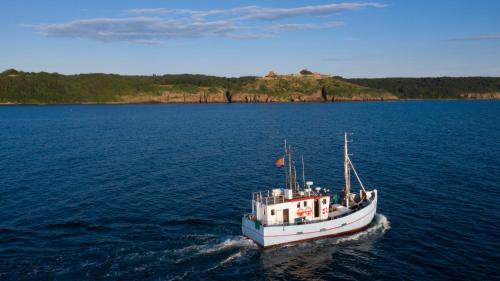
[
  {"x1": 172, "y1": 236, "x2": 257, "y2": 263},
  {"x1": 171, "y1": 237, "x2": 257, "y2": 274},
  {"x1": 204, "y1": 251, "x2": 244, "y2": 272},
  {"x1": 335, "y1": 213, "x2": 390, "y2": 244},
  {"x1": 199, "y1": 236, "x2": 257, "y2": 254}
]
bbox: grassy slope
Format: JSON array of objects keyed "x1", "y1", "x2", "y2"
[{"x1": 238, "y1": 76, "x2": 390, "y2": 101}]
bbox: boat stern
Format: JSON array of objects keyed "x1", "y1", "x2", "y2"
[{"x1": 242, "y1": 215, "x2": 265, "y2": 247}]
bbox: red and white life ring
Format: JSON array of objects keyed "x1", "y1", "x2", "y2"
[
  {"x1": 304, "y1": 207, "x2": 312, "y2": 216},
  {"x1": 296, "y1": 208, "x2": 304, "y2": 216}
]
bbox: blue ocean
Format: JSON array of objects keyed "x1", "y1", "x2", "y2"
[{"x1": 1, "y1": 101, "x2": 499, "y2": 280}]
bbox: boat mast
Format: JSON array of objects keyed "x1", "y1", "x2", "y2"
[
  {"x1": 344, "y1": 132, "x2": 351, "y2": 205},
  {"x1": 293, "y1": 163, "x2": 298, "y2": 192},
  {"x1": 284, "y1": 139, "x2": 288, "y2": 189},
  {"x1": 301, "y1": 154, "x2": 305, "y2": 190},
  {"x1": 288, "y1": 145, "x2": 293, "y2": 191}
]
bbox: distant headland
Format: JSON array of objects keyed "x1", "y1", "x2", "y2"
[{"x1": 1, "y1": 68, "x2": 499, "y2": 104}]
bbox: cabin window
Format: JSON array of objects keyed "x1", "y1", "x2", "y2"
[
  {"x1": 322, "y1": 199, "x2": 327, "y2": 205},
  {"x1": 303, "y1": 201, "x2": 307, "y2": 207},
  {"x1": 297, "y1": 202, "x2": 300, "y2": 208},
  {"x1": 271, "y1": 209, "x2": 275, "y2": 216}
]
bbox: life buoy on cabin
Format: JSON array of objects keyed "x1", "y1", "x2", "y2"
[
  {"x1": 296, "y1": 208, "x2": 304, "y2": 216},
  {"x1": 304, "y1": 207, "x2": 312, "y2": 216}
]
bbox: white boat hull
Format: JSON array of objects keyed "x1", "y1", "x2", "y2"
[{"x1": 242, "y1": 190, "x2": 377, "y2": 248}]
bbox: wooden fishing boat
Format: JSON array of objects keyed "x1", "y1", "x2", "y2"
[{"x1": 242, "y1": 133, "x2": 377, "y2": 248}]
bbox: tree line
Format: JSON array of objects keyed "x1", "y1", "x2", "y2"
[{"x1": 345, "y1": 77, "x2": 500, "y2": 99}]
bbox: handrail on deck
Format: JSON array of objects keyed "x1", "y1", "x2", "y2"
[{"x1": 252, "y1": 189, "x2": 323, "y2": 205}]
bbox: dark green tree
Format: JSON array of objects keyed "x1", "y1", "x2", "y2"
[
  {"x1": 225, "y1": 90, "x2": 232, "y2": 103},
  {"x1": 321, "y1": 85, "x2": 328, "y2": 101},
  {"x1": 300, "y1": 69, "x2": 313, "y2": 75}
]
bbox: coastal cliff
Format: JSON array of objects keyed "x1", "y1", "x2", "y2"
[{"x1": 119, "y1": 73, "x2": 396, "y2": 104}]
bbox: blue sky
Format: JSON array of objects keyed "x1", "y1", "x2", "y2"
[{"x1": 1, "y1": 0, "x2": 499, "y2": 77}]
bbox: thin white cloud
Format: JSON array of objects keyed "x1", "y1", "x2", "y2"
[
  {"x1": 36, "y1": 17, "x2": 238, "y2": 42},
  {"x1": 163, "y1": 3, "x2": 385, "y2": 20},
  {"x1": 449, "y1": 34, "x2": 500, "y2": 41},
  {"x1": 238, "y1": 3, "x2": 386, "y2": 20},
  {"x1": 34, "y1": 2, "x2": 385, "y2": 44},
  {"x1": 125, "y1": 8, "x2": 198, "y2": 16},
  {"x1": 266, "y1": 22, "x2": 344, "y2": 33},
  {"x1": 126, "y1": 8, "x2": 170, "y2": 15}
]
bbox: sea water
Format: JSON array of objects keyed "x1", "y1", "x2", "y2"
[{"x1": 0, "y1": 101, "x2": 499, "y2": 280}]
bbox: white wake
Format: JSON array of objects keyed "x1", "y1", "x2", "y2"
[{"x1": 335, "y1": 213, "x2": 391, "y2": 244}]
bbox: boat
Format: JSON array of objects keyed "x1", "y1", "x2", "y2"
[{"x1": 242, "y1": 133, "x2": 377, "y2": 248}]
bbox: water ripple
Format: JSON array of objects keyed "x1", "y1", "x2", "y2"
[{"x1": 0, "y1": 101, "x2": 499, "y2": 281}]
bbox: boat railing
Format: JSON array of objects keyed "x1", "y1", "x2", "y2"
[
  {"x1": 252, "y1": 189, "x2": 322, "y2": 205},
  {"x1": 266, "y1": 216, "x2": 334, "y2": 227},
  {"x1": 265, "y1": 211, "x2": 349, "y2": 227},
  {"x1": 253, "y1": 194, "x2": 286, "y2": 205},
  {"x1": 252, "y1": 190, "x2": 270, "y2": 201}
]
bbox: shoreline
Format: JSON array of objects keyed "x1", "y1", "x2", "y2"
[{"x1": 1, "y1": 98, "x2": 498, "y2": 106}]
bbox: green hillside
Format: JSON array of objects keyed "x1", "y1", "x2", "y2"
[
  {"x1": 1, "y1": 69, "x2": 499, "y2": 104},
  {"x1": 0, "y1": 69, "x2": 392, "y2": 104}
]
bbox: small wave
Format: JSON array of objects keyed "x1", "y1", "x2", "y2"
[
  {"x1": 175, "y1": 236, "x2": 256, "y2": 255},
  {"x1": 180, "y1": 233, "x2": 218, "y2": 240},
  {"x1": 165, "y1": 218, "x2": 216, "y2": 226},
  {"x1": 166, "y1": 271, "x2": 189, "y2": 281},
  {"x1": 335, "y1": 214, "x2": 390, "y2": 244},
  {"x1": 0, "y1": 228, "x2": 18, "y2": 235},
  {"x1": 46, "y1": 220, "x2": 90, "y2": 229},
  {"x1": 45, "y1": 220, "x2": 111, "y2": 232},
  {"x1": 204, "y1": 252, "x2": 243, "y2": 272},
  {"x1": 221, "y1": 251, "x2": 242, "y2": 265},
  {"x1": 0, "y1": 227, "x2": 35, "y2": 243},
  {"x1": 199, "y1": 236, "x2": 257, "y2": 254}
]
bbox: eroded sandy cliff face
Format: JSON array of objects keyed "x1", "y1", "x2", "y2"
[{"x1": 120, "y1": 89, "x2": 398, "y2": 104}]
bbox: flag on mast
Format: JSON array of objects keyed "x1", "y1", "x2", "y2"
[{"x1": 275, "y1": 156, "x2": 285, "y2": 168}]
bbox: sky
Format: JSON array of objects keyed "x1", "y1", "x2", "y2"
[{"x1": 1, "y1": 0, "x2": 499, "y2": 78}]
